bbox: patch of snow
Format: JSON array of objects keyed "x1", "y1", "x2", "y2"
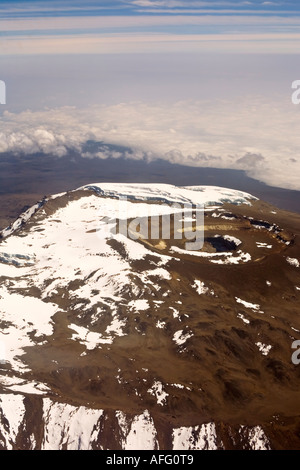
[
  {"x1": 223, "y1": 235, "x2": 242, "y2": 246},
  {"x1": 210, "y1": 250, "x2": 251, "y2": 265},
  {"x1": 247, "y1": 425, "x2": 271, "y2": 450},
  {"x1": 170, "y1": 307, "x2": 180, "y2": 319},
  {"x1": 256, "y1": 242, "x2": 272, "y2": 249},
  {"x1": 117, "y1": 410, "x2": 159, "y2": 450},
  {"x1": 114, "y1": 233, "x2": 154, "y2": 261},
  {"x1": 0, "y1": 287, "x2": 59, "y2": 372},
  {"x1": 147, "y1": 381, "x2": 169, "y2": 406},
  {"x1": 173, "y1": 329, "x2": 193, "y2": 346},
  {"x1": 42, "y1": 398, "x2": 103, "y2": 450},
  {"x1": 287, "y1": 257, "x2": 300, "y2": 268},
  {"x1": 170, "y1": 383, "x2": 191, "y2": 391},
  {"x1": 170, "y1": 245, "x2": 227, "y2": 258},
  {"x1": 291, "y1": 326, "x2": 300, "y2": 333},
  {"x1": 128, "y1": 299, "x2": 150, "y2": 312},
  {"x1": 172, "y1": 422, "x2": 219, "y2": 450},
  {"x1": 105, "y1": 317, "x2": 127, "y2": 336},
  {"x1": 171, "y1": 383, "x2": 184, "y2": 389},
  {"x1": 69, "y1": 323, "x2": 113, "y2": 348},
  {"x1": 235, "y1": 297, "x2": 262, "y2": 312},
  {"x1": 145, "y1": 268, "x2": 172, "y2": 280},
  {"x1": 193, "y1": 280, "x2": 209, "y2": 295},
  {"x1": 256, "y1": 342, "x2": 272, "y2": 356},
  {"x1": 237, "y1": 313, "x2": 250, "y2": 324},
  {"x1": 0, "y1": 376, "x2": 50, "y2": 395},
  {"x1": 221, "y1": 215, "x2": 236, "y2": 220},
  {"x1": 0, "y1": 394, "x2": 25, "y2": 450}
]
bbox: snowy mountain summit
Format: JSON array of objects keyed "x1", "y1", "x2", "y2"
[{"x1": 0, "y1": 183, "x2": 299, "y2": 450}]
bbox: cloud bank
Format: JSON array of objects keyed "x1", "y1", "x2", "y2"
[{"x1": 0, "y1": 97, "x2": 299, "y2": 190}]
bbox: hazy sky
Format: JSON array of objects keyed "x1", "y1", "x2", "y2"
[{"x1": 0, "y1": 0, "x2": 300, "y2": 190}]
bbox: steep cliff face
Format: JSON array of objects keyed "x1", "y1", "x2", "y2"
[
  {"x1": 0, "y1": 394, "x2": 273, "y2": 450},
  {"x1": 0, "y1": 183, "x2": 300, "y2": 450}
]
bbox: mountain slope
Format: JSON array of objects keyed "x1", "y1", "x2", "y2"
[{"x1": 0, "y1": 183, "x2": 300, "y2": 450}]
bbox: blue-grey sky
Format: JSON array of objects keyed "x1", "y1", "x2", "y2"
[
  {"x1": 0, "y1": 0, "x2": 300, "y2": 190},
  {"x1": 1, "y1": 0, "x2": 300, "y2": 18},
  {"x1": 1, "y1": 0, "x2": 300, "y2": 53}
]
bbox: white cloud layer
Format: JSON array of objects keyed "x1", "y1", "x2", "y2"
[{"x1": 1, "y1": 97, "x2": 299, "y2": 190}]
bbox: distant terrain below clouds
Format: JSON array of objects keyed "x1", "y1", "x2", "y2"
[{"x1": 0, "y1": 97, "x2": 299, "y2": 191}]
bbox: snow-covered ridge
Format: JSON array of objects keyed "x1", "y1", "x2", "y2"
[
  {"x1": 81, "y1": 183, "x2": 257, "y2": 207},
  {"x1": 0, "y1": 199, "x2": 45, "y2": 239},
  {"x1": 0, "y1": 183, "x2": 256, "y2": 241}
]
